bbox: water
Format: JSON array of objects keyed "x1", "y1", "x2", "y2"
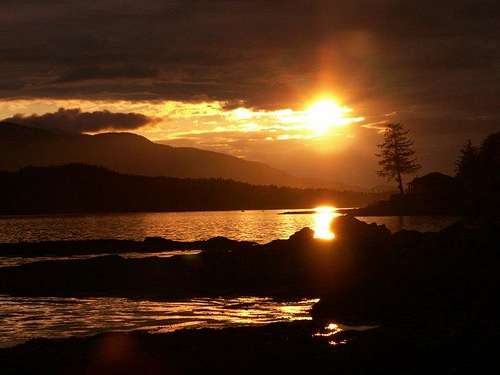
[
  {"x1": 0, "y1": 210, "x2": 459, "y2": 347},
  {"x1": 0, "y1": 210, "x2": 458, "y2": 268},
  {"x1": 0, "y1": 209, "x2": 459, "y2": 244},
  {"x1": 0, "y1": 296, "x2": 318, "y2": 348},
  {"x1": 314, "y1": 322, "x2": 380, "y2": 346}
]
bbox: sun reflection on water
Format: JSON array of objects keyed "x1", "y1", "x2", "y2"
[
  {"x1": 0, "y1": 296, "x2": 319, "y2": 348},
  {"x1": 313, "y1": 322, "x2": 343, "y2": 337},
  {"x1": 313, "y1": 322, "x2": 347, "y2": 346},
  {"x1": 314, "y1": 322, "x2": 380, "y2": 347},
  {"x1": 313, "y1": 206, "x2": 339, "y2": 240}
]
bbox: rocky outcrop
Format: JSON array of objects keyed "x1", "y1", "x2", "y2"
[
  {"x1": 313, "y1": 218, "x2": 500, "y2": 326},
  {"x1": 1, "y1": 216, "x2": 499, "y2": 375},
  {"x1": 0, "y1": 216, "x2": 386, "y2": 298},
  {"x1": 1, "y1": 216, "x2": 499, "y2": 334},
  {"x1": 332, "y1": 215, "x2": 391, "y2": 244}
]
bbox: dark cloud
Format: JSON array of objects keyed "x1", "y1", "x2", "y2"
[
  {"x1": 4, "y1": 108, "x2": 156, "y2": 133},
  {"x1": 0, "y1": 0, "x2": 499, "y2": 186},
  {"x1": 0, "y1": 0, "x2": 498, "y2": 113},
  {"x1": 56, "y1": 66, "x2": 160, "y2": 83}
]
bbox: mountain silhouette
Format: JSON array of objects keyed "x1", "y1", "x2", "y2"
[{"x1": 0, "y1": 122, "x2": 354, "y2": 189}]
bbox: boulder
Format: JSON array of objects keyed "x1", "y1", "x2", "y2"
[
  {"x1": 332, "y1": 215, "x2": 390, "y2": 244},
  {"x1": 200, "y1": 236, "x2": 256, "y2": 253},
  {"x1": 288, "y1": 227, "x2": 315, "y2": 242}
]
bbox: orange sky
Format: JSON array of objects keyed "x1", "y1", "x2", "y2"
[
  {"x1": 1, "y1": 1, "x2": 498, "y2": 187},
  {"x1": 0, "y1": 97, "x2": 394, "y2": 187}
]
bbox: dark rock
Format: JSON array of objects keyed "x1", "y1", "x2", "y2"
[
  {"x1": 288, "y1": 227, "x2": 315, "y2": 242},
  {"x1": 389, "y1": 229, "x2": 427, "y2": 249},
  {"x1": 332, "y1": 215, "x2": 391, "y2": 244},
  {"x1": 313, "y1": 219, "x2": 500, "y2": 326},
  {"x1": 0, "y1": 319, "x2": 498, "y2": 374},
  {"x1": 200, "y1": 236, "x2": 257, "y2": 253},
  {"x1": 143, "y1": 236, "x2": 174, "y2": 247}
]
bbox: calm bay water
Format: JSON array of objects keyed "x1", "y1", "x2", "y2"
[{"x1": 0, "y1": 209, "x2": 459, "y2": 243}]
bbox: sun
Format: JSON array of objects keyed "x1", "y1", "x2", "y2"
[{"x1": 305, "y1": 99, "x2": 353, "y2": 135}]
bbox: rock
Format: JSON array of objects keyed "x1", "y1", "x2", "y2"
[
  {"x1": 200, "y1": 236, "x2": 256, "y2": 252},
  {"x1": 390, "y1": 230, "x2": 426, "y2": 249},
  {"x1": 143, "y1": 236, "x2": 175, "y2": 247},
  {"x1": 332, "y1": 215, "x2": 390, "y2": 244},
  {"x1": 288, "y1": 227, "x2": 314, "y2": 242}
]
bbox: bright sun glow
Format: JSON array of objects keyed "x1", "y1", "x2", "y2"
[
  {"x1": 313, "y1": 206, "x2": 338, "y2": 240},
  {"x1": 305, "y1": 99, "x2": 361, "y2": 135}
]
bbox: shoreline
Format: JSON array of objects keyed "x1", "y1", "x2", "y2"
[
  {"x1": 336, "y1": 208, "x2": 462, "y2": 216},
  {"x1": 0, "y1": 236, "x2": 255, "y2": 258},
  {"x1": 0, "y1": 217, "x2": 498, "y2": 373}
]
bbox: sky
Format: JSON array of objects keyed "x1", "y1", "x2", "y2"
[{"x1": 0, "y1": 0, "x2": 499, "y2": 187}]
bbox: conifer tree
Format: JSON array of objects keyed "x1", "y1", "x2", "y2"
[
  {"x1": 376, "y1": 123, "x2": 421, "y2": 194},
  {"x1": 455, "y1": 139, "x2": 479, "y2": 180}
]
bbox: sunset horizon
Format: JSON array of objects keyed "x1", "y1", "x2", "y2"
[
  {"x1": 1, "y1": 1, "x2": 498, "y2": 188},
  {"x1": 1, "y1": 1, "x2": 499, "y2": 374}
]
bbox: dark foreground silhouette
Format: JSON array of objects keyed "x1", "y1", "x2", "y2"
[
  {"x1": 1, "y1": 217, "x2": 499, "y2": 313},
  {"x1": 0, "y1": 236, "x2": 255, "y2": 258},
  {"x1": 0, "y1": 216, "x2": 499, "y2": 373},
  {"x1": 1, "y1": 320, "x2": 497, "y2": 375}
]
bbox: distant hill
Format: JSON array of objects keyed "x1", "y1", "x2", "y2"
[
  {"x1": 156, "y1": 140, "x2": 361, "y2": 191},
  {"x1": 0, "y1": 122, "x2": 355, "y2": 189},
  {"x1": 0, "y1": 164, "x2": 386, "y2": 215}
]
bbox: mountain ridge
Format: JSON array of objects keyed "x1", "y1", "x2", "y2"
[{"x1": 0, "y1": 122, "x2": 360, "y2": 190}]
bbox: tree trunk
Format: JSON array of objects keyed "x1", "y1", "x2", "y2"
[
  {"x1": 393, "y1": 133, "x2": 404, "y2": 195},
  {"x1": 396, "y1": 171, "x2": 404, "y2": 195}
]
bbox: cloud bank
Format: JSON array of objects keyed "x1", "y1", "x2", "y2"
[
  {"x1": 0, "y1": 0, "x2": 497, "y2": 115},
  {"x1": 0, "y1": 0, "x2": 499, "y2": 186},
  {"x1": 4, "y1": 108, "x2": 156, "y2": 133}
]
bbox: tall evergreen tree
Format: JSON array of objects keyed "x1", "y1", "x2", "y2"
[
  {"x1": 479, "y1": 132, "x2": 500, "y2": 191},
  {"x1": 376, "y1": 123, "x2": 421, "y2": 194},
  {"x1": 455, "y1": 139, "x2": 479, "y2": 180}
]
